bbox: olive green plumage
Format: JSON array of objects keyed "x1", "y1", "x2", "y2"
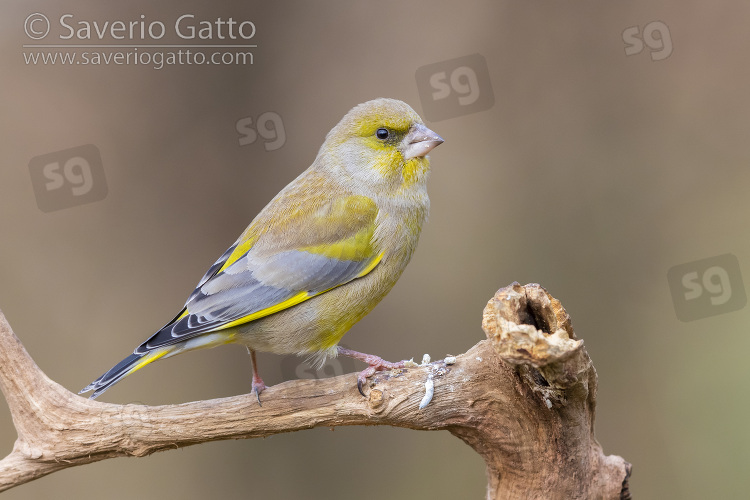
[{"x1": 81, "y1": 98, "x2": 443, "y2": 399}]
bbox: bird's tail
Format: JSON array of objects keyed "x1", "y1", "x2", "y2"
[{"x1": 79, "y1": 348, "x2": 172, "y2": 399}]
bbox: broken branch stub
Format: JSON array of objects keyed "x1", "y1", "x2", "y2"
[
  {"x1": 480, "y1": 282, "x2": 631, "y2": 499},
  {"x1": 483, "y1": 281, "x2": 590, "y2": 391}
]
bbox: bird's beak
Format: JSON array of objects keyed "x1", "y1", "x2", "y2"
[{"x1": 402, "y1": 123, "x2": 444, "y2": 159}]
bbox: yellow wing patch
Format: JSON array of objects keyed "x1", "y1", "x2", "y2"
[
  {"x1": 301, "y1": 226, "x2": 375, "y2": 260},
  {"x1": 215, "y1": 251, "x2": 384, "y2": 331},
  {"x1": 300, "y1": 195, "x2": 378, "y2": 260},
  {"x1": 125, "y1": 349, "x2": 170, "y2": 377},
  {"x1": 217, "y1": 195, "x2": 377, "y2": 273},
  {"x1": 218, "y1": 235, "x2": 258, "y2": 274},
  {"x1": 216, "y1": 290, "x2": 310, "y2": 330},
  {"x1": 184, "y1": 194, "x2": 382, "y2": 333},
  {"x1": 356, "y1": 251, "x2": 384, "y2": 277}
]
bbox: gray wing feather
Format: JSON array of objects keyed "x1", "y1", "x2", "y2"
[
  {"x1": 185, "y1": 241, "x2": 239, "y2": 304},
  {"x1": 135, "y1": 248, "x2": 374, "y2": 353}
]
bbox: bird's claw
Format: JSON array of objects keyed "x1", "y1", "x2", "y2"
[
  {"x1": 251, "y1": 378, "x2": 266, "y2": 406},
  {"x1": 355, "y1": 360, "x2": 405, "y2": 397},
  {"x1": 356, "y1": 365, "x2": 377, "y2": 396},
  {"x1": 336, "y1": 346, "x2": 410, "y2": 397}
]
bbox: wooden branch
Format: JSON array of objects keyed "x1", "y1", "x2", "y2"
[{"x1": 0, "y1": 283, "x2": 631, "y2": 498}]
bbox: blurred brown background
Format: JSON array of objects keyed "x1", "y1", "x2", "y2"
[{"x1": 2, "y1": 1, "x2": 748, "y2": 498}]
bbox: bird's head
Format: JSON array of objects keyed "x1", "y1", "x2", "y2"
[{"x1": 320, "y1": 98, "x2": 444, "y2": 192}]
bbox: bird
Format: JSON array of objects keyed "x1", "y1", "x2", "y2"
[{"x1": 80, "y1": 98, "x2": 443, "y2": 402}]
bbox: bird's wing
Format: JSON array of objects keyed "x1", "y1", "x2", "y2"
[
  {"x1": 156, "y1": 241, "x2": 241, "y2": 329},
  {"x1": 134, "y1": 193, "x2": 382, "y2": 354}
]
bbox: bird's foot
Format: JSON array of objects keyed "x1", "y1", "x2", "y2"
[
  {"x1": 251, "y1": 374, "x2": 267, "y2": 405},
  {"x1": 247, "y1": 347, "x2": 266, "y2": 405},
  {"x1": 336, "y1": 346, "x2": 407, "y2": 396}
]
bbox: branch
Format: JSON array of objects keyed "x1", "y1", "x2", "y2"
[{"x1": 0, "y1": 283, "x2": 631, "y2": 498}]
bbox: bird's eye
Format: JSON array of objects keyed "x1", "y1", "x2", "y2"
[{"x1": 376, "y1": 128, "x2": 389, "y2": 140}]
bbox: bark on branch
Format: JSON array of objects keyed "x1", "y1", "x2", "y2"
[{"x1": 0, "y1": 283, "x2": 631, "y2": 498}]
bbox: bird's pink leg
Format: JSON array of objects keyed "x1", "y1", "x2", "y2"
[
  {"x1": 337, "y1": 346, "x2": 408, "y2": 396},
  {"x1": 247, "y1": 348, "x2": 267, "y2": 405}
]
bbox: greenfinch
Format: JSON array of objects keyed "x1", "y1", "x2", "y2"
[{"x1": 80, "y1": 98, "x2": 443, "y2": 401}]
